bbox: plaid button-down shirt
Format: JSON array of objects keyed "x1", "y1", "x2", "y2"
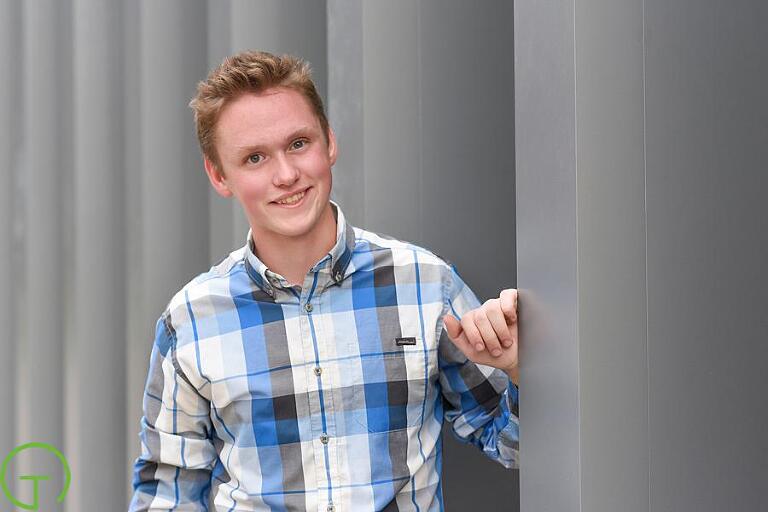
[{"x1": 130, "y1": 201, "x2": 519, "y2": 512}]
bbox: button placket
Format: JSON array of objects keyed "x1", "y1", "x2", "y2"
[{"x1": 301, "y1": 277, "x2": 342, "y2": 503}]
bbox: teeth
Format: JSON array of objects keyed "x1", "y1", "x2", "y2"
[{"x1": 276, "y1": 190, "x2": 305, "y2": 205}]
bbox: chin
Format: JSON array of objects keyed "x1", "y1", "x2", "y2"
[{"x1": 269, "y1": 219, "x2": 318, "y2": 239}]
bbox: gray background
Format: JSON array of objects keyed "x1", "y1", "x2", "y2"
[
  {"x1": 0, "y1": 0, "x2": 517, "y2": 510},
  {"x1": 516, "y1": 0, "x2": 768, "y2": 511}
]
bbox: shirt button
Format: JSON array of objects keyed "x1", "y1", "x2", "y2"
[
  {"x1": 304, "y1": 303, "x2": 313, "y2": 313},
  {"x1": 314, "y1": 366, "x2": 322, "y2": 376},
  {"x1": 320, "y1": 433, "x2": 329, "y2": 444},
  {"x1": 327, "y1": 504, "x2": 335, "y2": 512}
]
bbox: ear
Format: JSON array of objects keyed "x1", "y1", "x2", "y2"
[
  {"x1": 204, "y1": 155, "x2": 233, "y2": 198},
  {"x1": 326, "y1": 127, "x2": 338, "y2": 167}
]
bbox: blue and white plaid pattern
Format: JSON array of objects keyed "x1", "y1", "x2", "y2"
[{"x1": 130, "y1": 201, "x2": 519, "y2": 512}]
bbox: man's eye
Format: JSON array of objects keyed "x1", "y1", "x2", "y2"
[
  {"x1": 247, "y1": 154, "x2": 262, "y2": 164},
  {"x1": 291, "y1": 139, "x2": 306, "y2": 150}
]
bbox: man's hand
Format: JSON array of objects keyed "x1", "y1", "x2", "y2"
[{"x1": 443, "y1": 288, "x2": 519, "y2": 385}]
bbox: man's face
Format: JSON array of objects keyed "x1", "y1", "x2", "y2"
[{"x1": 205, "y1": 87, "x2": 337, "y2": 243}]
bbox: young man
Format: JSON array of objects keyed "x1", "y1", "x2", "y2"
[{"x1": 130, "y1": 50, "x2": 519, "y2": 512}]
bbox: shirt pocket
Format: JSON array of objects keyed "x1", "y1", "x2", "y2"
[{"x1": 343, "y1": 335, "x2": 429, "y2": 434}]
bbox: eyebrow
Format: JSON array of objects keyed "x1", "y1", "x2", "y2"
[{"x1": 234, "y1": 126, "x2": 316, "y2": 154}]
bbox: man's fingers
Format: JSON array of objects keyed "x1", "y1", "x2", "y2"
[
  {"x1": 443, "y1": 314, "x2": 475, "y2": 357},
  {"x1": 475, "y1": 305, "x2": 503, "y2": 356},
  {"x1": 443, "y1": 313, "x2": 463, "y2": 341},
  {"x1": 500, "y1": 288, "x2": 518, "y2": 323},
  {"x1": 486, "y1": 302, "x2": 514, "y2": 348},
  {"x1": 460, "y1": 312, "x2": 485, "y2": 352}
]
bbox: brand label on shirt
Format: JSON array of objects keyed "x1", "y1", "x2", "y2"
[{"x1": 395, "y1": 337, "x2": 417, "y2": 346}]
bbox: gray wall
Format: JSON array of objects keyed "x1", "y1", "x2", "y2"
[
  {"x1": 645, "y1": 2, "x2": 768, "y2": 509},
  {"x1": 516, "y1": 0, "x2": 768, "y2": 510}
]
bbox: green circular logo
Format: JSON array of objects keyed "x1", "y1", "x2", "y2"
[{"x1": 0, "y1": 442, "x2": 71, "y2": 510}]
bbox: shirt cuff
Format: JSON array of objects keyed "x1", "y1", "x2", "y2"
[{"x1": 483, "y1": 380, "x2": 520, "y2": 469}]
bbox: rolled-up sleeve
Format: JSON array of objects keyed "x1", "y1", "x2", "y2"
[
  {"x1": 437, "y1": 264, "x2": 520, "y2": 469},
  {"x1": 129, "y1": 315, "x2": 217, "y2": 511}
]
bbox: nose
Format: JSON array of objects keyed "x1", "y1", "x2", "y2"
[{"x1": 272, "y1": 154, "x2": 300, "y2": 187}]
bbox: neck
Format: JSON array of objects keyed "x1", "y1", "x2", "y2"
[{"x1": 252, "y1": 202, "x2": 338, "y2": 286}]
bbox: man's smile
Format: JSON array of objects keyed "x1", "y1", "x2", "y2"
[{"x1": 271, "y1": 186, "x2": 311, "y2": 207}]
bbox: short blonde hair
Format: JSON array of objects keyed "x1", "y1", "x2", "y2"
[{"x1": 189, "y1": 50, "x2": 329, "y2": 170}]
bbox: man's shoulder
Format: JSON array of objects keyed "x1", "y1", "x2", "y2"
[
  {"x1": 352, "y1": 226, "x2": 454, "y2": 270},
  {"x1": 162, "y1": 245, "x2": 248, "y2": 327}
]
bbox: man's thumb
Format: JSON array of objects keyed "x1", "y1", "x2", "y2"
[{"x1": 443, "y1": 314, "x2": 463, "y2": 341}]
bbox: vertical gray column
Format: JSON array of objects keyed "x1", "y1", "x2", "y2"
[
  {"x1": 125, "y1": 2, "x2": 209, "y2": 504},
  {"x1": 206, "y1": 0, "x2": 237, "y2": 257},
  {"x1": 328, "y1": 0, "x2": 421, "y2": 241},
  {"x1": 418, "y1": 0, "x2": 517, "y2": 301},
  {"x1": 123, "y1": 0, "x2": 144, "y2": 497},
  {"x1": 574, "y1": 1, "x2": 648, "y2": 511},
  {"x1": 230, "y1": 0, "x2": 328, "y2": 97},
  {"x1": 515, "y1": 1, "x2": 648, "y2": 511},
  {"x1": 360, "y1": 1, "x2": 422, "y2": 243},
  {"x1": 0, "y1": 0, "x2": 20, "y2": 468},
  {"x1": 69, "y1": 0, "x2": 126, "y2": 509},
  {"x1": 15, "y1": 0, "x2": 69, "y2": 506},
  {"x1": 514, "y1": 1, "x2": 581, "y2": 510},
  {"x1": 139, "y1": 0, "x2": 209, "y2": 319},
  {"x1": 519, "y1": 0, "x2": 768, "y2": 509},
  {"x1": 326, "y1": 0, "x2": 365, "y2": 225},
  {"x1": 644, "y1": 2, "x2": 768, "y2": 510}
]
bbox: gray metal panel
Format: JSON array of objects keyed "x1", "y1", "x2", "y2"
[
  {"x1": 327, "y1": 0, "x2": 365, "y2": 226},
  {"x1": 138, "y1": 0, "x2": 210, "y2": 324},
  {"x1": 16, "y1": 0, "x2": 69, "y2": 505},
  {"x1": 644, "y1": 1, "x2": 768, "y2": 510},
  {"x1": 419, "y1": 0, "x2": 516, "y2": 302},
  {"x1": 231, "y1": 0, "x2": 327, "y2": 100},
  {"x1": 360, "y1": 1, "x2": 422, "y2": 243},
  {"x1": 574, "y1": 1, "x2": 649, "y2": 511},
  {"x1": 0, "y1": 0, "x2": 19, "y2": 465},
  {"x1": 70, "y1": 1, "x2": 127, "y2": 508},
  {"x1": 518, "y1": 0, "x2": 768, "y2": 510},
  {"x1": 206, "y1": 0, "x2": 237, "y2": 257},
  {"x1": 514, "y1": 0, "x2": 581, "y2": 511},
  {"x1": 123, "y1": 0, "x2": 145, "y2": 497}
]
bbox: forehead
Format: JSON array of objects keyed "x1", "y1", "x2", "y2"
[{"x1": 215, "y1": 87, "x2": 321, "y2": 149}]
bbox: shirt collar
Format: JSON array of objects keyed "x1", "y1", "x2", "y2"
[{"x1": 243, "y1": 200, "x2": 355, "y2": 296}]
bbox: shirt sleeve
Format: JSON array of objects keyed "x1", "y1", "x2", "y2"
[
  {"x1": 129, "y1": 314, "x2": 218, "y2": 511},
  {"x1": 437, "y1": 264, "x2": 520, "y2": 469}
]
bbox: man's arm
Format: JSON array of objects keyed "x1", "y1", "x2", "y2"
[
  {"x1": 129, "y1": 314, "x2": 217, "y2": 511},
  {"x1": 437, "y1": 265, "x2": 520, "y2": 469}
]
